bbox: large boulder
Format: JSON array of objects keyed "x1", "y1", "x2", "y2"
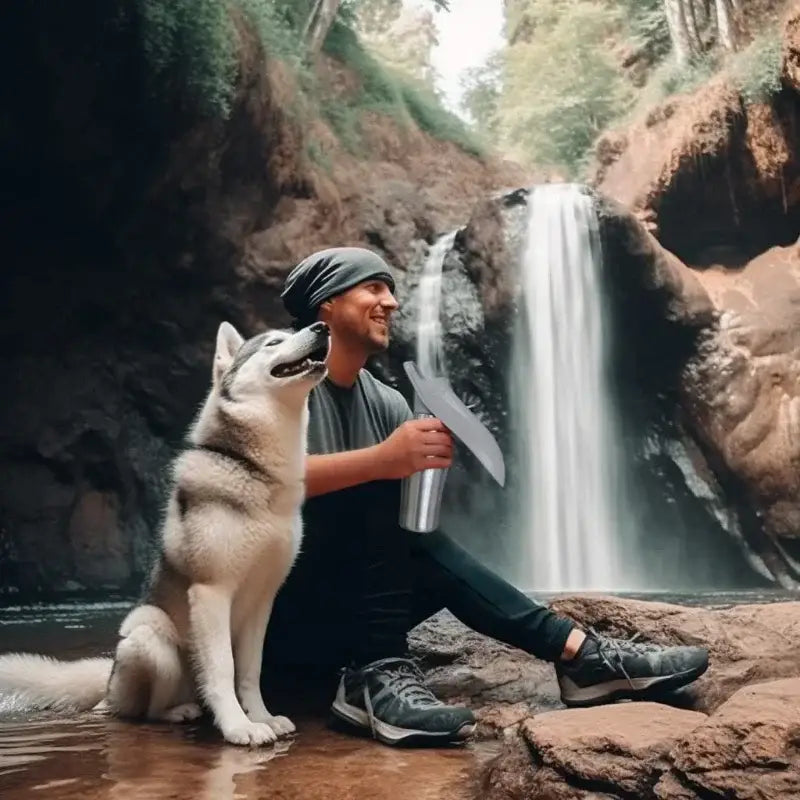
[
  {"x1": 681, "y1": 244, "x2": 800, "y2": 588},
  {"x1": 409, "y1": 595, "x2": 800, "y2": 799},
  {"x1": 412, "y1": 595, "x2": 800, "y2": 732},
  {"x1": 477, "y1": 680, "x2": 800, "y2": 800}
]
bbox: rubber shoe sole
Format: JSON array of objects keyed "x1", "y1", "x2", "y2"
[
  {"x1": 558, "y1": 660, "x2": 709, "y2": 708},
  {"x1": 330, "y1": 693, "x2": 475, "y2": 746}
]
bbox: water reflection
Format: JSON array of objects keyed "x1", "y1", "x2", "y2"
[{"x1": 0, "y1": 711, "x2": 490, "y2": 800}]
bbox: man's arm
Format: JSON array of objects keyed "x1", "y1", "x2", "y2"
[
  {"x1": 305, "y1": 448, "x2": 384, "y2": 498},
  {"x1": 304, "y1": 418, "x2": 453, "y2": 499}
]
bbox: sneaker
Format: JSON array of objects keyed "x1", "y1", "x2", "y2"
[
  {"x1": 330, "y1": 657, "x2": 476, "y2": 746},
  {"x1": 556, "y1": 629, "x2": 709, "y2": 708}
]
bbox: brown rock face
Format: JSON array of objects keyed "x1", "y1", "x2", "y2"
[
  {"x1": 413, "y1": 596, "x2": 800, "y2": 727},
  {"x1": 682, "y1": 245, "x2": 800, "y2": 586},
  {"x1": 587, "y1": 8, "x2": 800, "y2": 587}
]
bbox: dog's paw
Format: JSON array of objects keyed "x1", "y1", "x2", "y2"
[
  {"x1": 221, "y1": 721, "x2": 277, "y2": 747},
  {"x1": 162, "y1": 703, "x2": 203, "y2": 723},
  {"x1": 266, "y1": 715, "x2": 295, "y2": 737}
]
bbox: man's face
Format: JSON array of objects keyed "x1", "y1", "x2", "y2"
[{"x1": 320, "y1": 279, "x2": 399, "y2": 353}]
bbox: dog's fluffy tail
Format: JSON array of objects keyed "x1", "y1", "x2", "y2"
[{"x1": 0, "y1": 653, "x2": 112, "y2": 712}]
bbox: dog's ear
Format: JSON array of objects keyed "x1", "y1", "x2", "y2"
[{"x1": 213, "y1": 321, "x2": 244, "y2": 385}]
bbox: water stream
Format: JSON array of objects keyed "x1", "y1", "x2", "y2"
[
  {"x1": 512, "y1": 184, "x2": 626, "y2": 591},
  {"x1": 415, "y1": 231, "x2": 458, "y2": 378}
]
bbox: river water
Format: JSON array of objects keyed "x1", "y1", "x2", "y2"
[
  {"x1": 0, "y1": 600, "x2": 500, "y2": 800},
  {"x1": 2, "y1": 589, "x2": 796, "y2": 798}
]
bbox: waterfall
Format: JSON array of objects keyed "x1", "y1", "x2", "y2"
[
  {"x1": 513, "y1": 184, "x2": 623, "y2": 591},
  {"x1": 415, "y1": 231, "x2": 458, "y2": 378}
]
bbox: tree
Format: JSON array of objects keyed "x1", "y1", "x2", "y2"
[
  {"x1": 661, "y1": 0, "x2": 739, "y2": 66},
  {"x1": 714, "y1": 0, "x2": 739, "y2": 51},
  {"x1": 304, "y1": 0, "x2": 449, "y2": 56},
  {"x1": 498, "y1": 1, "x2": 632, "y2": 173},
  {"x1": 663, "y1": 0, "x2": 694, "y2": 66},
  {"x1": 303, "y1": 0, "x2": 343, "y2": 54},
  {"x1": 355, "y1": 3, "x2": 441, "y2": 87},
  {"x1": 459, "y1": 51, "x2": 503, "y2": 136}
]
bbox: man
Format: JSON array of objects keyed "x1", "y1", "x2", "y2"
[{"x1": 264, "y1": 246, "x2": 709, "y2": 747}]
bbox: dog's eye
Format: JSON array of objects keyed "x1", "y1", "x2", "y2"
[{"x1": 265, "y1": 338, "x2": 283, "y2": 347}]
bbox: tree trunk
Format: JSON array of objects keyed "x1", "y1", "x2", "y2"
[
  {"x1": 304, "y1": 0, "x2": 343, "y2": 54},
  {"x1": 664, "y1": 0, "x2": 694, "y2": 67},
  {"x1": 683, "y1": 0, "x2": 704, "y2": 54},
  {"x1": 715, "y1": 0, "x2": 737, "y2": 51}
]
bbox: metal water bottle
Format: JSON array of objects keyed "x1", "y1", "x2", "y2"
[{"x1": 398, "y1": 406, "x2": 450, "y2": 534}]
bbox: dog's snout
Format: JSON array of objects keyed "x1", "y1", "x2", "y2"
[{"x1": 309, "y1": 321, "x2": 329, "y2": 335}]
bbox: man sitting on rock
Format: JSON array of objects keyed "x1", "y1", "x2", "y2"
[{"x1": 264, "y1": 246, "x2": 709, "y2": 747}]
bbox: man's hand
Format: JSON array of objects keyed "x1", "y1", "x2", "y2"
[{"x1": 374, "y1": 418, "x2": 453, "y2": 480}]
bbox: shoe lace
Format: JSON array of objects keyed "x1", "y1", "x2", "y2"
[
  {"x1": 588, "y1": 627, "x2": 656, "y2": 689},
  {"x1": 359, "y1": 658, "x2": 437, "y2": 740}
]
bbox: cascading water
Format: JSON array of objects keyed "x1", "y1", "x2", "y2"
[
  {"x1": 512, "y1": 184, "x2": 624, "y2": 591},
  {"x1": 415, "y1": 230, "x2": 458, "y2": 378}
]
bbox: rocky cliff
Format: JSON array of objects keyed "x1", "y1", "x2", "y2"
[
  {"x1": 590, "y1": 5, "x2": 800, "y2": 587},
  {"x1": 0, "y1": 4, "x2": 521, "y2": 595}
]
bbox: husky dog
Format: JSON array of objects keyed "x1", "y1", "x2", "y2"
[{"x1": 0, "y1": 320, "x2": 330, "y2": 746}]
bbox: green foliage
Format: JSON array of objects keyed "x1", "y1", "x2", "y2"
[
  {"x1": 137, "y1": 0, "x2": 313, "y2": 117},
  {"x1": 617, "y1": 0, "x2": 670, "y2": 63},
  {"x1": 139, "y1": 0, "x2": 238, "y2": 117},
  {"x1": 322, "y1": 18, "x2": 483, "y2": 156},
  {"x1": 499, "y1": 0, "x2": 632, "y2": 175},
  {"x1": 237, "y1": 0, "x2": 306, "y2": 66},
  {"x1": 459, "y1": 51, "x2": 503, "y2": 138},
  {"x1": 731, "y1": 30, "x2": 784, "y2": 106},
  {"x1": 659, "y1": 51, "x2": 720, "y2": 96},
  {"x1": 399, "y1": 80, "x2": 485, "y2": 157},
  {"x1": 305, "y1": 137, "x2": 333, "y2": 171},
  {"x1": 133, "y1": 0, "x2": 483, "y2": 155},
  {"x1": 353, "y1": 0, "x2": 441, "y2": 89}
]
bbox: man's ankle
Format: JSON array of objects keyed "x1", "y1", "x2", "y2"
[{"x1": 559, "y1": 628, "x2": 587, "y2": 661}]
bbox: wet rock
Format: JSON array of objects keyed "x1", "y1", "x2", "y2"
[{"x1": 378, "y1": 191, "x2": 531, "y2": 578}]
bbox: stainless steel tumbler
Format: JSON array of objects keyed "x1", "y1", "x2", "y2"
[{"x1": 398, "y1": 411, "x2": 449, "y2": 533}]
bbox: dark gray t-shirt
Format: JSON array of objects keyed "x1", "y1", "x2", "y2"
[{"x1": 307, "y1": 370, "x2": 413, "y2": 454}]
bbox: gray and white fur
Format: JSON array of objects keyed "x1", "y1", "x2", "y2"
[{"x1": 0, "y1": 320, "x2": 330, "y2": 746}]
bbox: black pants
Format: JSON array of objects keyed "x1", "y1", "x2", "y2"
[{"x1": 264, "y1": 480, "x2": 574, "y2": 670}]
